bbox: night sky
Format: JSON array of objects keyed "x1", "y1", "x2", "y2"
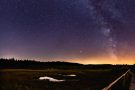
[{"x1": 0, "y1": 0, "x2": 135, "y2": 64}]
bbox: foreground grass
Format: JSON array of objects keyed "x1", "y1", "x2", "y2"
[{"x1": 0, "y1": 69, "x2": 129, "y2": 90}]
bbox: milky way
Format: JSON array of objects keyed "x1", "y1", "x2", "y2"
[{"x1": 87, "y1": 0, "x2": 119, "y2": 60}]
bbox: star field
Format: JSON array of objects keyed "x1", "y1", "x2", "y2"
[{"x1": 0, "y1": 0, "x2": 135, "y2": 64}]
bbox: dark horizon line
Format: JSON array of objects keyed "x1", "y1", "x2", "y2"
[{"x1": 0, "y1": 58, "x2": 133, "y2": 65}]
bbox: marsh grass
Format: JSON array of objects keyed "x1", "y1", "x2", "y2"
[{"x1": 0, "y1": 68, "x2": 128, "y2": 90}]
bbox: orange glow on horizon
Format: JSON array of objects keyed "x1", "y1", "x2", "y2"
[
  {"x1": 1, "y1": 55, "x2": 135, "y2": 65},
  {"x1": 68, "y1": 57, "x2": 135, "y2": 65}
]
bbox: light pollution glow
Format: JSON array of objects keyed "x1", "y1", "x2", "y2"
[{"x1": 1, "y1": 54, "x2": 135, "y2": 65}]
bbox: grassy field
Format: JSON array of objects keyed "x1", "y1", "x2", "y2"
[{"x1": 0, "y1": 68, "x2": 130, "y2": 90}]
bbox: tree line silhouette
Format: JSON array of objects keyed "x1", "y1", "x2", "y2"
[
  {"x1": 0, "y1": 58, "x2": 133, "y2": 70},
  {"x1": 0, "y1": 58, "x2": 82, "y2": 69}
]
